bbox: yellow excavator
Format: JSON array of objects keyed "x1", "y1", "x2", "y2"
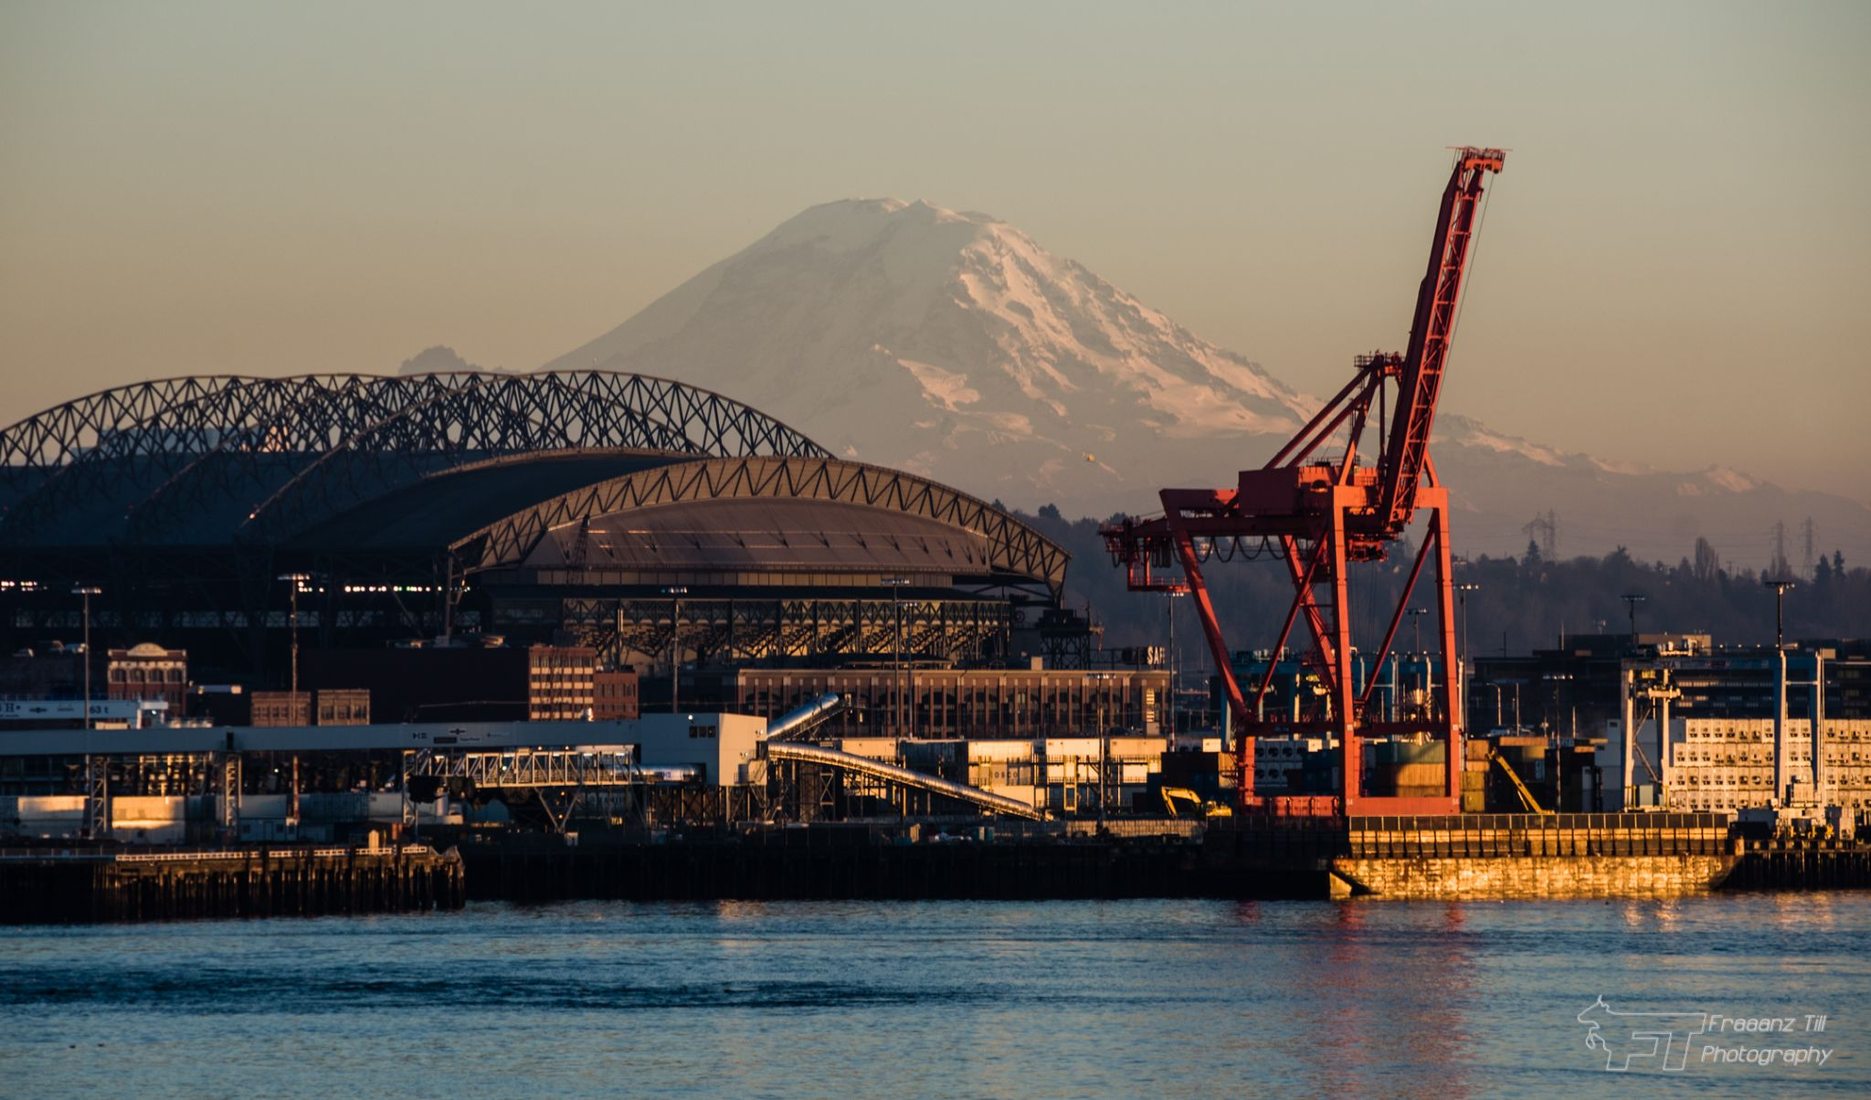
[
  {"x1": 1161, "y1": 786, "x2": 1233, "y2": 819},
  {"x1": 1486, "y1": 749, "x2": 1553, "y2": 815}
]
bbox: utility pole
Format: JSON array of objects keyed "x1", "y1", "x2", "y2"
[{"x1": 661, "y1": 586, "x2": 688, "y2": 714}]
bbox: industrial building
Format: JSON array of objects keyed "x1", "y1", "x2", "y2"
[
  {"x1": 1635, "y1": 718, "x2": 1871, "y2": 816},
  {"x1": 1467, "y1": 633, "x2": 1871, "y2": 736}
]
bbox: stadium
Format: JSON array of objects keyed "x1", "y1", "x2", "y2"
[{"x1": 0, "y1": 371, "x2": 1075, "y2": 694}]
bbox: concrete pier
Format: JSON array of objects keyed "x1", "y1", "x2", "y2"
[{"x1": 1205, "y1": 812, "x2": 1743, "y2": 900}]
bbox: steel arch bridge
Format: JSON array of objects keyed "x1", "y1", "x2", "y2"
[{"x1": 0, "y1": 371, "x2": 830, "y2": 545}]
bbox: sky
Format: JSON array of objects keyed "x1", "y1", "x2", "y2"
[{"x1": 2, "y1": 1, "x2": 1867, "y2": 501}]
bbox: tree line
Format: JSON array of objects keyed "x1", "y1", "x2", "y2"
[{"x1": 1016, "y1": 506, "x2": 1869, "y2": 657}]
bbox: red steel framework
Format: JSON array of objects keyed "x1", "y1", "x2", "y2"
[{"x1": 1102, "y1": 147, "x2": 1505, "y2": 817}]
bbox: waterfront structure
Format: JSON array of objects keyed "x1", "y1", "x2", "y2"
[{"x1": 0, "y1": 712, "x2": 764, "y2": 842}]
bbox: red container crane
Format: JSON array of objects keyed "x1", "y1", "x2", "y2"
[{"x1": 1102, "y1": 147, "x2": 1505, "y2": 817}]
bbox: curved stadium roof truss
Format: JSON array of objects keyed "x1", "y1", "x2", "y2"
[
  {"x1": 450, "y1": 455, "x2": 1067, "y2": 597},
  {"x1": 0, "y1": 371, "x2": 830, "y2": 547}
]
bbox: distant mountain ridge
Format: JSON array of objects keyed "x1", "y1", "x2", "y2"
[{"x1": 457, "y1": 197, "x2": 1866, "y2": 568}]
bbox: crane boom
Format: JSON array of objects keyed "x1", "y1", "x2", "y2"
[{"x1": 1378, "y1": 147, "x2": 1504, "y2": 534}]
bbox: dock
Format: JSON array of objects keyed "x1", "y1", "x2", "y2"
[{"x1": 0, "y1": 843, "x2": 464, "y2": 923}]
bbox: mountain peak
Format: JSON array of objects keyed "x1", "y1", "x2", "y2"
[
  {"x1": 396, "y1": 345, "x2": 485, "y2": 376},
  {"x1": 532, "y1": 199, "x2": 1871, "y2": 562},
  {"x1": 542, "y1": 197, "x2": 1311, "y2": 495}
]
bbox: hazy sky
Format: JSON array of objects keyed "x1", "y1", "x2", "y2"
[{"x1": 3, "y1": 2, "x2": 1867, "y2": 502}]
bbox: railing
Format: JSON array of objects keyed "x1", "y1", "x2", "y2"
[
  {"x1": 407, "y1": 747, "x2": 638, "y2": 788},
  {"x1": 1344, "y1": 812, "x2": 1734, "y2": 858}
]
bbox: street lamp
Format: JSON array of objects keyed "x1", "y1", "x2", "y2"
[
  {"x1": 661, "y1": 586, "x2": 689, "y2": 714},
  {"x1": 881, "y1": 576, "x2": 911, "y2": 736}
]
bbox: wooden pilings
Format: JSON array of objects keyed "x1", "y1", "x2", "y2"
[
  {"x1": 461, "y1": 831, "x2": 1210, "y2": 903},
  {"x1": 1725, "y1": 842, "x2": 1871, "y2": 891},
  {"x1": 0, "y1": 845, "x2": 465, "y2": 923}
]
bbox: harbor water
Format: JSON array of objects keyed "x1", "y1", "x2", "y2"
[{"x1": 3, "y1": 894, "x2": 1867, "y2": 1098}]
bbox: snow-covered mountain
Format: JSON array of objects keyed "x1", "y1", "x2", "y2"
[
  {"x1": 541, "y1": 199, "x2": 1316, "y2": 504},
  {"x1": 532, "y1": 198, "x2": 1870, "y2": 567}
]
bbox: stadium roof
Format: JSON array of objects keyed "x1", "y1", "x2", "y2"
[{"x1": 0, "y1": 371, "x2": 1065, "y2": 594}]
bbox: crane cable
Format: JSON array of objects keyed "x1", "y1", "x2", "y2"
[{"x1": 1192, "y1": 535, "x2": 1287, "y2": 563}]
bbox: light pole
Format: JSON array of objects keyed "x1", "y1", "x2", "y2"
[
  {"x1": 881, "y1": 576, "x2": 910, "y2": 736},
  {"x1": 1763, "y1": 578, "x2": 1795, "y2": 650},
  {"x1": 1085, "y1": 671, "x2": 1112, "y2": 832},
  {"x1": 278, "y1": 573, "x2": 311, "y2": 831},
  {"x1": 1455, "y1": 583, "x2": 1479, "y2": 666},
  {"x1": 1164, "y1": 590, "x2": 1184, "y2": 737},
  {"x1": 72, "y1": 585, "x2": 102, "y2": 729},
  {"x1": 661, "y1": 586, "x2": 688, "y2": 714},
  {"x1": 1456, "y1": 582, "x2": 1479, "y2": 724},
  {"x1": 72, "y1": 584, "x2": 102, "y2": 841},
  {"x1": 1406, "y1": 607, "x2": 1429, "y2": 712},
  {"x1": 278, "y1": 573, "x2": 310, "y2": 714},
  {"x1": 1621, "y1": 593, "x2": 1647, "y2": 645}
]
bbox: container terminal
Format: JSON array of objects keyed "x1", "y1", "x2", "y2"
[{"x1": 2, "y1": 148, "x2": 1865, "y2": 919}]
